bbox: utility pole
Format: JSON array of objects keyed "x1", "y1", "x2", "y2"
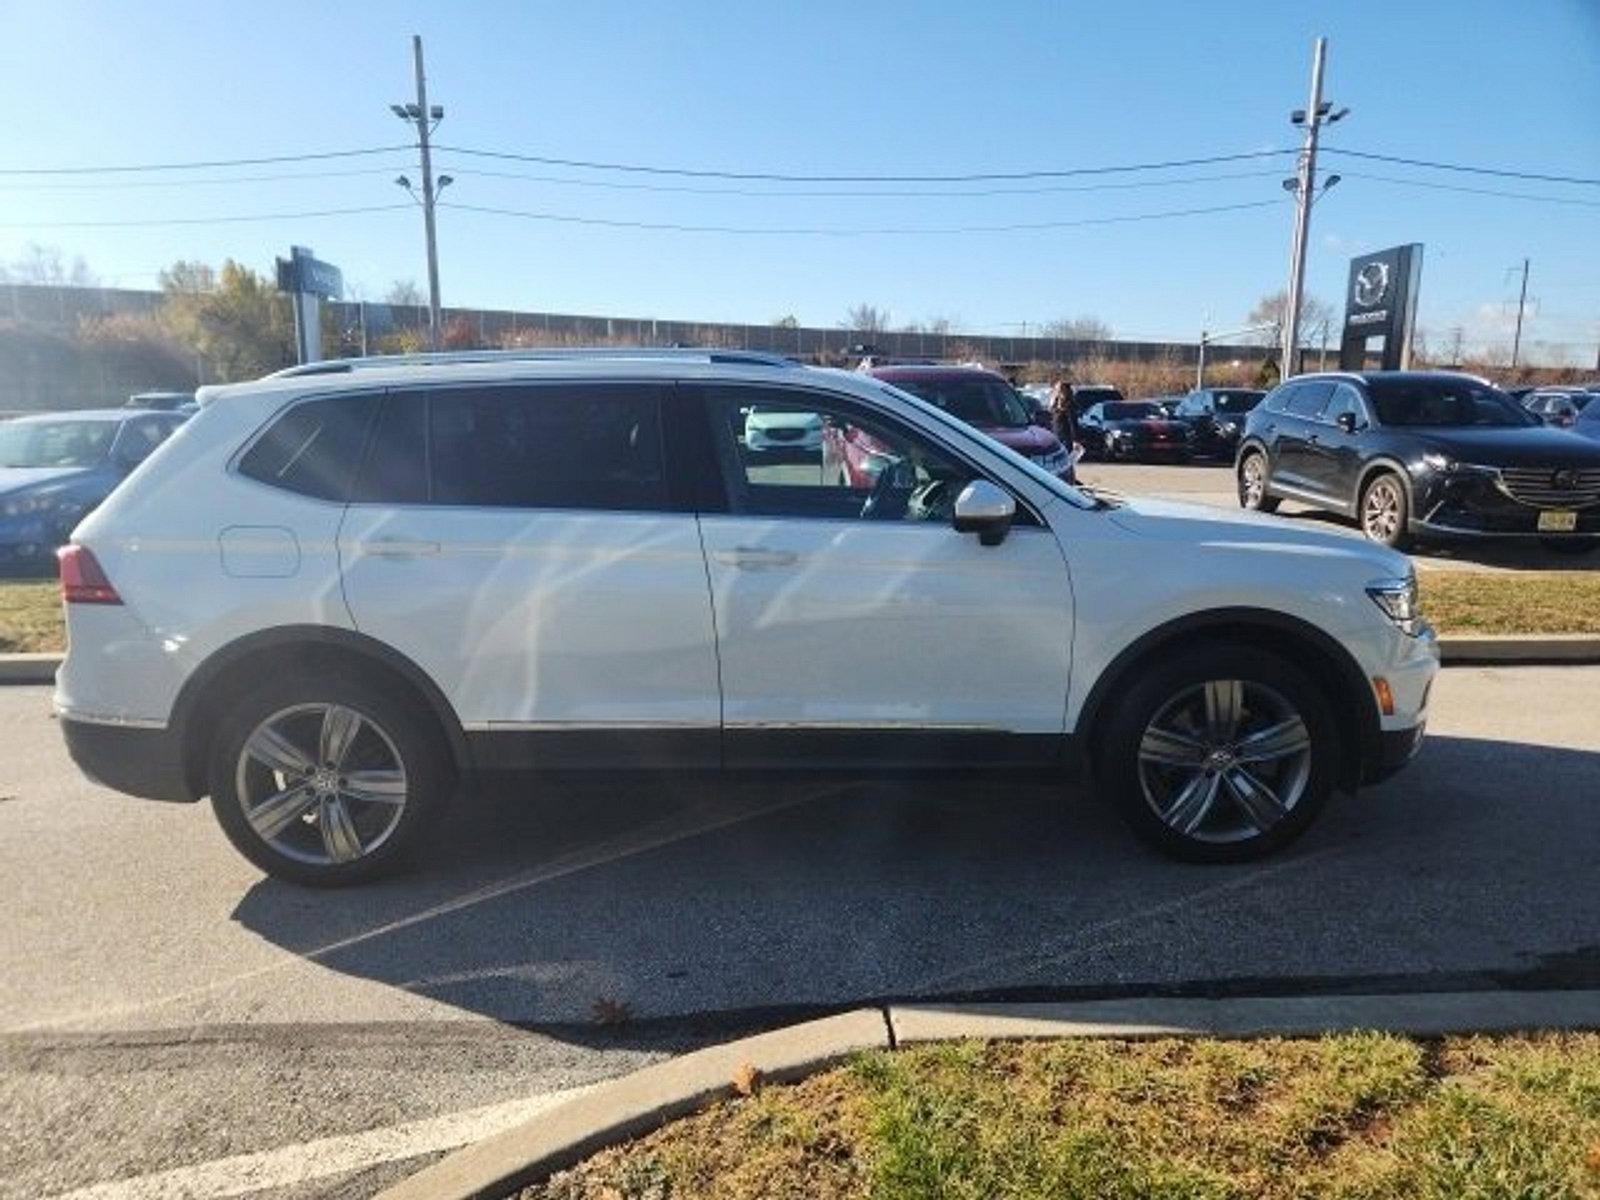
[
  {"x1": 1281, "y1": 38, "x2": 1347, "y2": 378},
  {"x1": 1510, "y1": 257, "x2": 1530, "y2": 370},
  {"x1": 391, "y1": 36, "x2": 449, "y2": 351}
]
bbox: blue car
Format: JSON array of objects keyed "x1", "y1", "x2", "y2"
[{"x1": 0, "y1": 408, "x2": 189, "y2": 573}]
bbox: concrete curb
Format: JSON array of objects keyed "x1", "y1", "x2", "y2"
[
  {"x1": 1436, "y1": 633, "x2": 1600, "y2": 664},
  {"x1": 3, "y1": 636, "x2": 1600, "y2": 689},
  {"x1": 0, "y1": 653, "x2": 58, "y2": 684},
  {"x1": 376, "y1": 989, "x2": 1600, "y2": 1200},
  {"x1": 376, "y1": 1008, "x2": 889, "y2": 1200}
]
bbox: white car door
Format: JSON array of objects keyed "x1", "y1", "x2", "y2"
[
  {"x1": 693, "y1": 383, "x2": 1074, "y2": 767},
  {"x1": 338, "y1": 382, "x2": 721, "y2": 767}
]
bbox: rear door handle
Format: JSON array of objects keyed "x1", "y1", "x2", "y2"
[
  {"x1": 363, "y1": 536, "x2": 440, "y2": 558},
  {"x1": 713, "y1": 546, "x2": 799, "y2": 569}
]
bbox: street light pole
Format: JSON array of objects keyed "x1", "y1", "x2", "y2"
[
  {"x1": 1281, "y1": 38, "x2": 1346, "y2": 379},
  {"x1": 1511, "y1": 257, "x2": 1530, "y2": 370},
  {"x1": 392, "y1": 37, "x2": 445, "y2": 351}
]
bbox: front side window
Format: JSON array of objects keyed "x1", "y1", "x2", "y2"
[
  {"x1": 427, "y1": 385, "x2": 666, "y2": 510},
  {"x1": 1283, "y1": 381, "x2": 1334, "y2": 419},
  {"x1": 1324, "y1": 384, "x2": 1367, "y2": 428},
  {"x1": 237, "y1": 395, "x2": 378, "y2": 501},
  {"x1": 1214, "y1": 390, "x2": 1264, "y2": 414},
  {"x1": 706, "y1": 386, "x2": 989, "y2": 524}
]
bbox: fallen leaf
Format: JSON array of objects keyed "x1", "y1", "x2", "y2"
[
  {"x1": 732, "y1": 1061, "x2": 762, "y2": 1096},
  {"x1": 592, "y1": 997, "x2": 632, "y2": 1026}
]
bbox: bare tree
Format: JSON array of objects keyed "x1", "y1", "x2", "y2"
[
  {"x1": 1246, "y1": 290, "x2": 1334, "y2": 349},
  {"x1": 1041, "y1": 315, "x2": 1112, "y2": 341},
  {"x1": 384, "y1": 279, "x2": 424, "y2": 307},
  {"x1": 925, "y1": 315, "x2": 954, "y2": 336},
  {"x1": 771, "y1": 314, "x2": 799, "y2": 328},
  {"x1": 842, "y1": 303, "x2": 891, "y2": 333},
  {"x1": 0, "y1": 243, "x2": 97, "y2": 287}
]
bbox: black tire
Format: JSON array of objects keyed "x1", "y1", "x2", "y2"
[
  {"x1": 1237, "y1": 450, "x2": 1279, "y2": 513},
  {"x1": 1358, "y1": 471, "x2": 1412, "y2": 550},
  {"x1": 209, "y1": 671, "x2": 453, "y2": 886},
  {"x1": 1540, "y1": 536, "x2": 1600, "y2": 556},
  {"x1": 1096, "y1": 644, "x2": 1340, "y2": 863}
]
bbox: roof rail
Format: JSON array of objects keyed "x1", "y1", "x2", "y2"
[{"x1": 267, "y1": 346, "x2": 800, "y2": 379}]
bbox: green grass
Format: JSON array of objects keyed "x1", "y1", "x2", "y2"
[
  {"x1": 0, "y1": 580, "x2": 62, "y2": 653},
  {"x1": 1, "y1": 572, "x2": 1599, "y2": 657},
  {"x1": 525, "y1": 1033, "x2": 1600, "y2": 1200}
]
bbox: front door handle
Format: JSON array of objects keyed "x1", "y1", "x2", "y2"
[
  {"x1": 713, "y1": 546, "x2": 799, "y2": 569},
  {"x1": 363, "y1": 536, "x2": 441, "y2": 558}
]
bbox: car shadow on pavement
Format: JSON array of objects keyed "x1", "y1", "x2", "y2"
[{"x1": 230, "y1": 733, "x2": 1600, "y2": 1041}]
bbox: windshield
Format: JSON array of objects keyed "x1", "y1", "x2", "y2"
[
  {"x1": 1214, "y1": 390, "x2": 1264, "y2": 414},
  {"x1": 1367, "y1": 378, "x2": 1538, "y2": 428},
  {"x1": 891, "y1": 376, "x2": 1032, "y2": 429},
  {"x1": 0, "y1": 418, "x2": 117, "y2": 467},
  {"x1": 1103, "y1": 402, "x2": 1165, "y2": 420}
]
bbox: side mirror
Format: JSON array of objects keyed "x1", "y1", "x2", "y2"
[
  {"x1": 953, "y1": 480, "x2": 1016, "y2": 547},
  {"x1": 1337, "y1": 411, "x2": 1359, "y2": 435}
]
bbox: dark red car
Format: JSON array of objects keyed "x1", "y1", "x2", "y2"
[{"x1": 866, "y1": 365, "x2": 1073, "y2": 477}]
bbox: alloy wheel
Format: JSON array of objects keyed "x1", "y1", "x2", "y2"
[
  {"x1": 1241, "y1": 455, "x2": 1266, "y2": 507},
  {"x1": 1362, "y1": 478, "x2": 1403, "y2": 544},
  {"x1": 1136, "y1": 679, "x2": 1313, "y2": 844},
  {"x1": 234, "y1": 703, "x2": 409, "y2": 867}
]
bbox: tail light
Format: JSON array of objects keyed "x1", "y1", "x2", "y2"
[{"x1": 58, "y1": 544, "x2": 122, "y2": 605}]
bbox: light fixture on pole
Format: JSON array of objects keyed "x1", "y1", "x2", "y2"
[{"x1": 1280, "y1": 38, "x2": 1348, "y2": 379}]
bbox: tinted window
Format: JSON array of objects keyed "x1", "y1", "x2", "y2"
[
  {"x1": 889, "y1": 375, "x2": 1031, "y2": 429},
  {"x1": 1102, "y1": 402, "x2": 1164, "y2": 420},
  {"x1": 706, "y1": 386, "x2": 983, "y2": 524},
  {"x1": 237, "y1": 396, "x2": 378, "y2": 500},
  {"x1": 113, "y1": 416, "x2": 178, "y2": 465},
  {"x1": 1325, "y1": 384, "x2": 1365, "y2": 427},
  {"x1": 428, "y1": 385, "x2": 666, "y2": 510},
  {"x1": 1367, "y1": 378, "x2": 1537, "y2": 428},
  {"x1": 1283, "y1": 381, "x2": 1334, "y2": 418},
  {"x1": 1213, "y1": 390, "x2": 1264, "y2": 414},
  {"x1": 355, "y1": 392, "x2": 429, "y2": 504}
]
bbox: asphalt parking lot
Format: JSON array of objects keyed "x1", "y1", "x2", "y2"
[
  {"x1": 4, "y1": 665, "x2": 1600, "y2": 1198},
  {"x1": 1077, "y1": 460, "x2": 1600, "y2": 573}
]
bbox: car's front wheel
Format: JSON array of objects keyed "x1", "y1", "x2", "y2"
[
  {"x1": 1237, "y1": 450, "x2": 1279, "y2": 513},
  {"x1": 1098, "y1": 645, "x2": 1339, "y2": 863},
  {"x1": 208, "y1": 672, "x2": 452, "y2": 886},
  {"x1": 1359, "y1": 472, "x2": 1412, "y2": 550}
]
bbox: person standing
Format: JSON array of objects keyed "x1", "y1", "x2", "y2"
[{"x1": 1049, "y1": 378, "x2": 1081, "y2": 481}]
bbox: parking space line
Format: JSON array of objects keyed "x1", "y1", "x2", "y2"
[
  {"x1": 10, "y1": 787, "x2": 830, "y2": 1034},
  {"x1": 45, "y1": 1086, "x2": 590, "y2": 1199}
]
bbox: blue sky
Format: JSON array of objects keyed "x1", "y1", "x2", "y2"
[{"x1": 2, "y1": 0, "x2": 1597, "y2": 362}]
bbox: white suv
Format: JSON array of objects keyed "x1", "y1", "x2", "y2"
[{"x1": 55, "y1": 350, "x2": 1437, "y2": 885}]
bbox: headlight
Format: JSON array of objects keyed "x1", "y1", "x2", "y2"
[
  {"x1": 1366, "y1": 576, "x2": 1423, "y2": 637},
  {"x1": 1218, "y1": 420, "x2": 1240, "y2": 435},
  {"x1": 1420, "y1": 452, "x2": 1456, "y2": 473}
]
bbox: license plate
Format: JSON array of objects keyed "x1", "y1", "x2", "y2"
[{"x1": 1538, "y1": 510, "x2": 1578, "y2": 532}]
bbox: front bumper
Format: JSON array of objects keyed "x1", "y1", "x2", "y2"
[
  {"x1": 1363, "y1": 721, "x2": 1427, "y2": 785},
  {"x1": 1413, "y1": 471, "x2": 1600, "y2": 539},
  {"x1": 60, "y1": 716, "x2": 196, "y2": 803}
]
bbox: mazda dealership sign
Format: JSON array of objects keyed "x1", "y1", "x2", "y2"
[{"x1": 1339, "y1": 243, "x2": 1423, "y2": 370}]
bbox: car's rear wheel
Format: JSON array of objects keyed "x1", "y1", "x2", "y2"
[
  {"x1": 1359, "y1": 472, "x2": 1412, "y2": 550},
  {"x1": 208, "y1": 672, "x2": 452, "y2": 886},
  {"x1": 1098, "y1": 645, "x2": 1338, "y2": 863},
  {"x1": 1237, "y1": 450, "x2": 1279, "y2": 513}
]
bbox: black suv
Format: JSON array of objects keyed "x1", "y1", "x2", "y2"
[
  {"x1": 1172, "y1": 388, "x2": 1265, "y2": 458},
  {"x1": 1235, "y1": 371, "x2": 1600, "y2": 553}
]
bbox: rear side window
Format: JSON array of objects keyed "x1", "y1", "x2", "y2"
[
  {"x1": 428, "y1": 385, "x2": 666, "y2": 510},
  {"x1": 237, "y1": 395, "x2": 378, "y2": 501}
]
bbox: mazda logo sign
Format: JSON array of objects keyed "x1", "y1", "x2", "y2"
[
  {"x1": 1354, "y1": 261, "x2": 1391, "y2": 308},
  {"x1": 1553, "y1": 468, "x2": 1581, "y2": 490}
]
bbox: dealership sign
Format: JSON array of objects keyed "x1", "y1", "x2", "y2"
[{"x1": 1339, "y1": 243, "x2": 1423, "y2": 370}]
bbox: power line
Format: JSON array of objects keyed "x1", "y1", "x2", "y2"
[
  {"x1": 0, "y1": 146, "x2": 413, "y2": 176},
  {"x1": 0, "y1": 203, "x2": 412, "y2": 229},
  {"x1": 1325, "y1": 146, "x2": 1600, "y2": 186},
  {"x1": 432, "y1": 145, "x2": 1297, "y2": 183},
  {"x1": 0, "y1": 165, "x2": 414, "y2": 191},
  {"x1": 435, "y1": 165, "x2": 1288, "y2": 198},
  {"x1": 1339, "y1": 170, "x2": 1600, "y2": 209},
  {"x1": 439, "y1": 197, "x2": 1285, "y2": 236}
]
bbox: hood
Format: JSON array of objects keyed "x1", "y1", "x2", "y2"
[
  {"x1": 985, "y1": 424, "x2": 1060, "y2": 455},
  {"x1": 1107, "y1": 496, "x2": 1410, "y2": 574},
  {"x1": 0, "y1": 465, "x2": 95, "y2": 495},
  {"x1": 1408, "y1": 426, "x2": 1600, "y2": 467}
]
